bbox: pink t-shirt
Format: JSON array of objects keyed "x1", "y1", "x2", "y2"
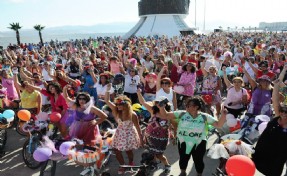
[
  {"x1": 2, "y1": 78, "x2": 18, "y2": 100},
  {"x1": 224, "y1": 87, "x2": 247, "y2": 109}
]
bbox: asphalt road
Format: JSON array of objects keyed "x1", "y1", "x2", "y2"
[{"x1": 0, "y1": 128, "x2": 284, "y2": 176}]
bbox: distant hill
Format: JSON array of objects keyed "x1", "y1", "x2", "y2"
[{"x1": 0, "y1": 22, "x2": 136, "y2": 37}]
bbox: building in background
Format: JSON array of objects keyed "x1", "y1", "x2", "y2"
[
  {"x1": 259, "y1": 22, "x2": 287, "y2": 31},
  {"x1": 123, "y1": 0, "x2": 195, "y2": 39}
]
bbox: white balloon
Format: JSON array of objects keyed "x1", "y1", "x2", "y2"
[
  {"x1": 258, "y1": 122, "x2": 268, "y2": 134},
  {"x1": 226, "y1": 114, "x2": 235, "y2": 120},
  {"x1": 255, "y1": 115, "x2": 270, "y2": 122},
  {"x1": 6, "y1": 116, "x2": 14, "y2": 122},
  {"x1": 226, "y1": 118, "x2": 237, "y2": 127}
]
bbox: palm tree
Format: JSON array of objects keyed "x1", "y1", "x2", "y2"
[
  {"x1": 8, "y1": 22, "x2": 22, "y2": 45},
  {"x1": 34, "y1": 24, "x2": 45, "y2": 45}
]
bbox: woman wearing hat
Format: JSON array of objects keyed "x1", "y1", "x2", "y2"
[
  {"x1": 222, "y1": 67, "x2": 248, "y2": 118},
  {"x1": 174, "y1": 62, "x2": 197, "y2": 97},
  {"x1": 139, "y1": 66, "x2": 157, "y2": 101},
  {"x1": 156, "y1": 66, "x2": 177, "y2": 111},
  {"x1": 200, "y1": 60, "x2": 222, "y2": 117},
  {"x1": 243, "y1": 66, "x2": 273, "y2": 116},
  {"x1": 247, "y1": 60, "x2": 276, "y2": 80},
  {"x1": 252, "y1": 79, "x2": 287, "y2": 176}
]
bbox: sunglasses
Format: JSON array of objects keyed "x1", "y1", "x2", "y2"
[
  {"x1": 115, "y1": 103, "x2": 124, "y2": 106},
  {"x1": 233, "y1": 81, "x2": 242, "y2": 84},
  {"x1": 130, "y1": 70, "x2": 135, "y2": 72},
  {"x1": 161, "y1": 82, "x2": 170, "y2": 85},
  {"x1": 78, "y1": 97, "x2": 87, "y2": 101}
]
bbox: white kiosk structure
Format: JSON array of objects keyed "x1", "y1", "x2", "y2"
[{"x1": 123, "y1": 0, "x2": 194, "y2": 39}]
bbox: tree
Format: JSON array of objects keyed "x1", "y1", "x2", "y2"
[
  {"x1": 8, "y1": 22, "x2": 22, "y2": 45},
  {"x1": 34, "y1": 24, "x2": 45, "y2": 45}
]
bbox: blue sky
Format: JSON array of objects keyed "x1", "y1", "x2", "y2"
[{"x1": 1, "y1": 0, "x2": 287, "y2": 32}]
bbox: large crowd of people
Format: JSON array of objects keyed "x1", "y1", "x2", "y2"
[{"x1": 0, "y1": 31, "x2": 287, "y2": 176}]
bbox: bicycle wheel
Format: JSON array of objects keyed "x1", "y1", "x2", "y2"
[
  {"x1": 0, "y1": 129, "x2": 7, "y2": 150},
  {"x1": 22, "y1": 133, "x2": 43, "y2": 169},
  {"x1": 16, "y1": 121, "x2": 29, "y2": 136}
]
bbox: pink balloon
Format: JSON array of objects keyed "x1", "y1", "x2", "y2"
[
  {"x1": 59, "y1": 141, "x2": 75, "y2": 155},
  {"x1": 33, "y1": 147, "x2": 52, "y2": 162},
  {"x1": 258, "y1": 122, "x2": 268, "y2": 134},
  {"x1": 37, "y1": 112, "x2": 49, "y2": 121},
  {"x1": 174, "y1": 85, "x2": 184, "y2": 94}
]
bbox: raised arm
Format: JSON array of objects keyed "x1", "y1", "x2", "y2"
[
  {"x1": 242, "y1": 66, "x2": 257, "y2": 90},
  {"x1": 222, "y1": 68, "x2": 232, "y2": 88},
  {"x1": 104, "y1": 83, "x2": 117, "y2": 112},
  {"x1": 201, "y1": 60, "x2": 208, "y2": 77},
  {"x1": 136, "y1": 89, "x2": 153, "y2": 113},
  {"x1": 278, "y1": 65, "x2": 287, "y2": 82},
  {"x1": 63, "y1": 85, "x2": 75, "y2": 104},
  {"x1": 19, "y1": 68, "x2": 34, "y2": 82},
  {"x1": 172, "y1": 90, "x2": 177, "y2": 110},
  {"x1": 211, "y1": 108, "x2": 227, "y2": 128},
  {"x1": 13, "y1": 74, "x2": 24, "y2": 91},
  {"x1": 26, "y1": 82, "x2": 43, "y2": 92},
  {"x1": 273, "y1": 79, "x2": 281, "y2": 117},
  {"x1": 158, "y1": 105, "x2": 176, "y2": 120},
  {"x1": 89, "y1": 66, "x2": 98, "y2": 84},
  {"x1": 139, "y1": 66, "x2": 146, "y2": 86},
  {"x1": 156, "y1": 67, "x2": 166, "y2": 91},
  {"x1": 247, "y1": 60, "x2": 259, "y2": 75}
]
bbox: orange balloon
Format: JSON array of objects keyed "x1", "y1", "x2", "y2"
[
  {"x1": 50, "y1": 112, "x2": 61, "y2": 123},
  {"x1": 17, "y1": 110, "x2": 31, "y2": 121}
]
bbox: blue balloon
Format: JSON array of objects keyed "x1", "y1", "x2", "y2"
[
  {"x1": 0, "y1": 113, "x2": 3, "y2": 118},
  {"x1": 3, "y1": 109, "x2": 15, "y2": 119}
]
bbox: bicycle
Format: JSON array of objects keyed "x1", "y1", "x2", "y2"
[
  {"x1": 69, "y1": 128, "x2": 115, "y2": 176},
  {"x1": 119, "y1": 149, "x2": 159, "y2": 176},
  {"x1": 16, "y1": 105, "x2": 51, "y2": 136},
  {"x1": 22, "y1": 120, "x2": 58, "y2": 169}
]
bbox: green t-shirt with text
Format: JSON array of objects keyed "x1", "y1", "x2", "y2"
[{"x1": 174, "y1": 110, "x2": 217, "y2": 154}]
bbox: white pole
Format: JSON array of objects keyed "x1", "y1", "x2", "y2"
[
  {"x1": 203, "y1": 0, "x2": 206, "y2": 31},
  {"x1": 195, "y1": 0, "x2": 197, "y2": 28}
]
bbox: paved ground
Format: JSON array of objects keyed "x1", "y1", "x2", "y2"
[{"x1": 1, "y1": 128, "x2": 285, "y2": 176}]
